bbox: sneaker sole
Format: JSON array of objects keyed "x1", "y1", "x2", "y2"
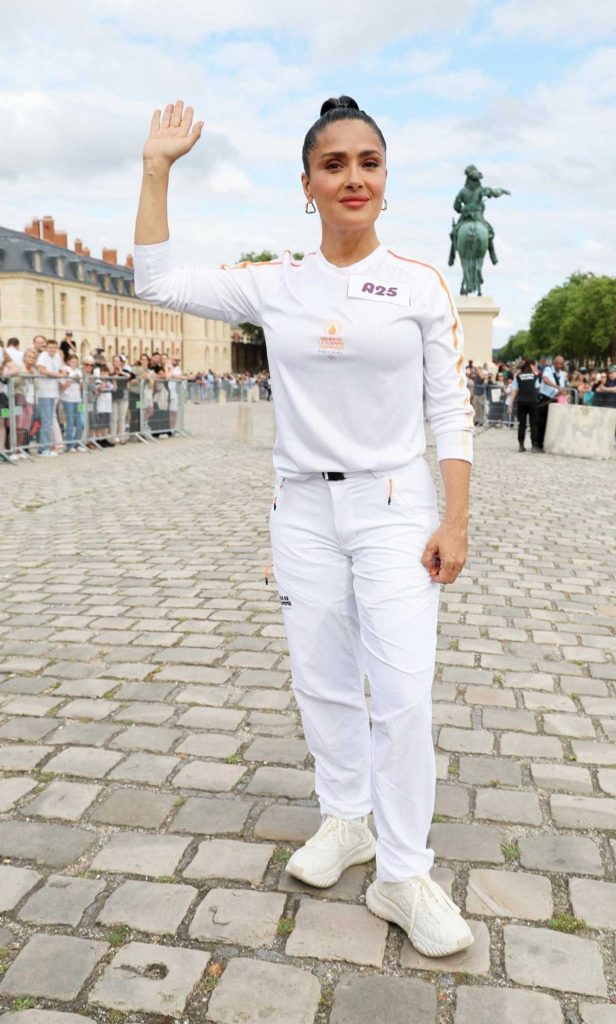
[
  {"x1": 286, "y1": 835, "x2": 376, "y2": 888},
  {"x1": 365, "y1": 882, "x2": 474, "y2": 958}
]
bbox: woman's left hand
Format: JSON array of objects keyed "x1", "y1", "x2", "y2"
[{"x1": 421, "y1": 520, "x2": 468, "y2": 584}]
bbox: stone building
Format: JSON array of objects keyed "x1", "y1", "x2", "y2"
[{"x1": 0, "y1": 216, "x2": 236, "y2": 372}]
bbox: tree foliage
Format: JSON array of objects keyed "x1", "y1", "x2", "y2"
[
  {"x1": 529, "y1": 273, "x2": 616, "y2": 366},
  {"x1": 235, "y1": 250, "x2": 304, "y2": 343},
  {"x1": 494, "y1": 330, "x2": 530, "y2": 362}
]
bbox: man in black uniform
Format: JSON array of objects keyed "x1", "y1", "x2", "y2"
[{"x1": 512, "y1": 359, "x2": 540, "y2": 452}]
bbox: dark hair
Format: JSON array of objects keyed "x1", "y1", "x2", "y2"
[
  {"x1": 302, "y1": 95, "x2": 386, "y2": 176},
  {"x1": 7, "y1": 337, "x2": 19, "y2": 347}
]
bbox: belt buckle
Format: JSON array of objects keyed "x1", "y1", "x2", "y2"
[{"x1": 322, "y1": 471, "x2": 346, "y2": 480}]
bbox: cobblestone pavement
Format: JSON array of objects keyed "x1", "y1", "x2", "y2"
[{"x1": 1, "y1": 401, "x2": 615, "y2": 1024}]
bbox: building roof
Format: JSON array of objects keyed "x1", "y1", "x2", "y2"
[{"x1": 0, "y1": 225, "x2": 136, "y2": 298}]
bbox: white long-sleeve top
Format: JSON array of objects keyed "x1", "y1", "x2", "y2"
[{"x1": 133, "y1": 239, "x2": 474, "y2": 477}]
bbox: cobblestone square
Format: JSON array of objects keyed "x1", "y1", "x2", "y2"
[{"x1": 0, "y1": 402, "x2": 614, "y2": 1022}]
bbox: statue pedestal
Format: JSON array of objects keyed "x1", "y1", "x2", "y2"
[{"x1": 455, "y1": 296, "x2": 499, "y2": 368}]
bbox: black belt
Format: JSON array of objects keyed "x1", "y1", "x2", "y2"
[{"x1": 322, "y1": 471, "x2": 346, "y2": 480}]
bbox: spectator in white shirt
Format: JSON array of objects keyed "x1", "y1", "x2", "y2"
[
  {"x1": 6, "y1": 338, "x2": 24, "y2": 369},
  {"x1": 59, "y1": 353, "x2": 84, "y2": 451},
  {"x1": 35, "y1": 339, "x2": 65, "y2": 456}
]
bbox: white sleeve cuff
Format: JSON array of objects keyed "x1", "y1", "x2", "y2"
[{"x1": 435, "y1": 430, "x2": 474, "y2": 464}]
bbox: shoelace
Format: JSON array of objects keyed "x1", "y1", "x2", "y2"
[
  {"x1": 305, "y1": 815, "x2": 357, "y2": 848},
  {"x1": 409, "y1": 875, "x2": 460, "y2": 931}
]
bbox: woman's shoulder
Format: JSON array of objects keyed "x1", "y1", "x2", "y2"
[{"x1": 383, "y1": 247, "x2": 449, "y2": 286}]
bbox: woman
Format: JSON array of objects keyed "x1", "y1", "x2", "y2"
[
  {"x1": 151, "y1": 365, "x2": 172, "y2": 436},
  {"x1": 110, "y1": 354, "x2": 133, "y2": 443},
  {"x1": 58, "y1": 352, "x2": 84, "y2": 451},
  {"x1": 136, "y1": 353, "x2": 155, "y2": 431},
  {"x1": 133, "y1": 96, "x2": 475, "y2": 957},
  {"x1": 13, "y1": 347, "x2": 38, "y2": 454}
]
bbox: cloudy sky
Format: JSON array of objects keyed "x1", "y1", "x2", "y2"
[{"x1": 1, "y1": 0, "x2": 615, "y2": 348}]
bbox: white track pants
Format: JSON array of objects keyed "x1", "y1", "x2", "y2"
[{"x1": 269, "y1": 456, "x2": 441, "y2": 882}]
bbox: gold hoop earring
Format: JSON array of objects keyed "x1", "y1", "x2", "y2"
[
  {"x1": 305, "y1": 199, "x2": 316, "y2": 215},
  {"x1": 381, "y1": 198, "x2": 388, "y2": 211}
]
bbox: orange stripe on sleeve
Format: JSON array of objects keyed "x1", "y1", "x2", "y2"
[{"x1": 387, "y1": 249, "x2": 472, "y2": 405}]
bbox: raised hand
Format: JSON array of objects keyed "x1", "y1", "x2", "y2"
[{"x1": 143, "y1": 100, "x2": 204, "y2": 167}]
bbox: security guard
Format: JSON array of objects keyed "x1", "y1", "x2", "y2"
[
  {"x1": 537, "y1": 355, "x2": 568, "y2": 450},
  {"x1": 511, "y1": 358, "x2": 540, "y2": 451}
]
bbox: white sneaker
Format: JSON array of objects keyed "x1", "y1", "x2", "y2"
[
  {"x1": 285, "y1": 814, "x2": 376, "y2": 888},
  {"x1": 366, "y1": 874, "x2": 474, "y2": 957}
]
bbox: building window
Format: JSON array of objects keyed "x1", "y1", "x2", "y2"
[
  {"x1": 99, "y1": 304, "x2": 105, "y2": 325},
  {"x1": 117, "y1": 279, "x2": 124, "y2": 294},
  {"x1": 77, "y1": 263, "x2": 85, "y2": 282},
  {"x1": 104, "y1": 275, "x2": 111, "y2": 291},
  {"x1": 138, "y1": 309, "x2": 142, "y2": 331},
  {"x1": 34, "y1": 252, "x2": 42, "y2": 273},
  {"x1": 36, "y1": 288, "x2": 45, "y2": 321},
  {"x1": 107, "y1": 304, "x2": 112, "y2": 328},
  {"x1": 56, "y1": 258, "x2": 64, "y2": 277},
  {"x1": 80, "y1": 296, "x2": 87, "y2": 327},
  {"x1": 114, "y1": 305, "x2": 118, "y2": 327},
  {"x1": 60, "y1": 292, "x2": 67, "y2": 323}
]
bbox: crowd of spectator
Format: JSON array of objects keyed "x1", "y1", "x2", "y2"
[
  {"x1": 3, "y1": 331, "x2": 613, "y2": 463},
  {"x1": 185, "y1": 370, "x2": 271, "y2": 403},
  {"x1": 466, "y1": 356, "x2": 616, "y2": 430},
  {"x1": 0, "y1": 331, "x2": 186, "y2": 461}
]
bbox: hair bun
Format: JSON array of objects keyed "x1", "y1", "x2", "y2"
[{"x1": 320, "y1": 95, "x2": 360, "y2": 117}]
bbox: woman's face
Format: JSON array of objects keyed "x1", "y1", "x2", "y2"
[{"x1": 301, "y1": 120, "x2": 387, "y2": 234}]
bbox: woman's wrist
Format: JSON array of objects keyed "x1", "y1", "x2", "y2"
[
  {"x1": 443, "y1": 514, "x2": 468, "y2": 529},
  {"x1": 143, "y1": 156, "x2": 172, "y2": 177}
]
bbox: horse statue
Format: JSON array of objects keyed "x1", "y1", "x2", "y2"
[{"x1": 448, "y1": 165, "x2": 510, "y2": 296}]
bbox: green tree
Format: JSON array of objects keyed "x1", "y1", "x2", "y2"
[
  {"x1": 529, "y1": 273, "x2": 616, "y2": 366},
  {"x1": 235, "y1": 250, "x2": 304, "y2": 343},
  {"x1": 494, "y1": 329, "x2": 531, "y2": 362}
]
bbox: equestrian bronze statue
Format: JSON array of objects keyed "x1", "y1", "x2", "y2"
[{"x1": 449, "y1": 165, "x2": 510, "y2": 295}]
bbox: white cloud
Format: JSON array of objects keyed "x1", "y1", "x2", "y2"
[
  {"x1": 1, "y1": 1, "x2": 615, "y2": 354},
  {"x1": 489, "y1": 0, "x2": 616, "y2": 43},
  {"x1": 0, "y1": 89, "x2": 236, "y2": 184},
  {"x1": 94, "y1": 0, "x2": 481, "y2": 53}
]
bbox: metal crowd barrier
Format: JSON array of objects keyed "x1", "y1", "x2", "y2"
[
  {"x1": 1, "y1": 373, "x2": 188, "y2": 463},
  {"x1": 472, "y1": 383, "x2": 582, "y2": 429},
  {"x1": 186, "y1": 378, "x2": 263, "y2": 404}
]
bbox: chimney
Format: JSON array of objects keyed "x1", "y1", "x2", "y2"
[
  {"x1": 24, "y1": 217, "x2": 41, "y2": 239},
  {"x1": 82, "y1": 246, "x2": 91, "y2": 257},
  {"x1": 74, "y1": 238, "x2": 84, "y2": 255},
  {"x1": 42, "y1": 215, "x2": 56, "y2": 243},
  {"x1": 55, "y1": 231, "x2": 68, "y2": 249},
  {"x1": 125, "y1": 254, "x2": 134, "y2": 269},
  {"x1": 102, "y1": 247, "x2": 117, "y2": 265}
]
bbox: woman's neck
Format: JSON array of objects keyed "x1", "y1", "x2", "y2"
[{"x1": 319, "y1": 226, "x2": 381, "y2": 268}]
